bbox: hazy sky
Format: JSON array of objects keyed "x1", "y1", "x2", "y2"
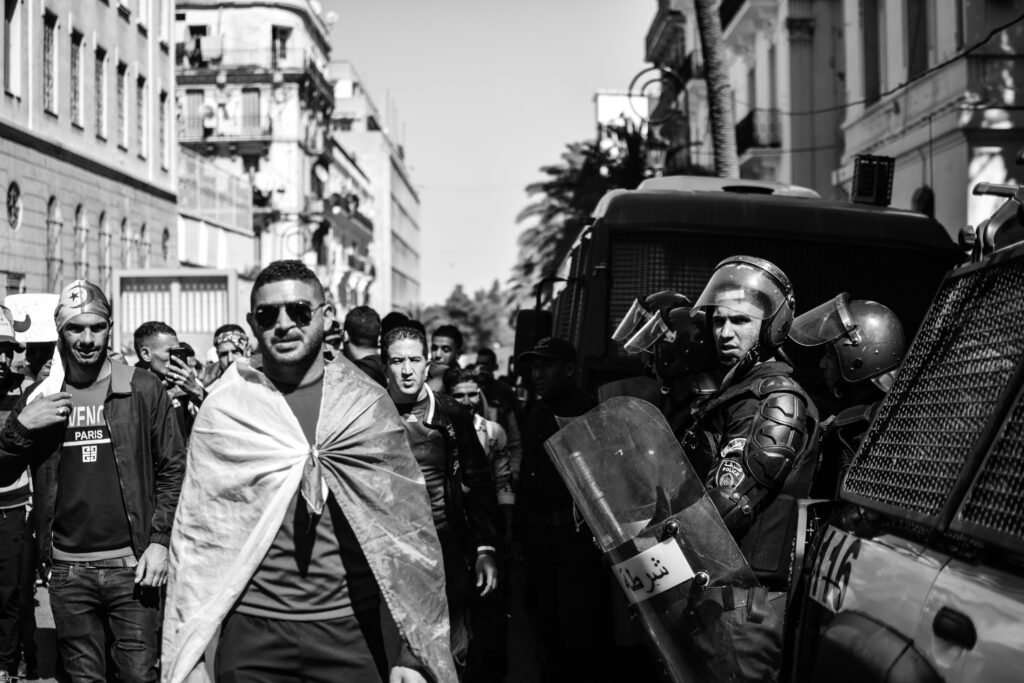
[{"x1": 323, "y1": 0, "x2": 654, "y2": 305}]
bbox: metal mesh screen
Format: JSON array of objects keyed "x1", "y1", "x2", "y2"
[
  {"x1": 603, "y1": 228, "x2": 942, "y2": 413},
  {"x1": 952, "y1": 382, "x2": 1024, "y2": 553},
  {"x1": 844, "y1": 255, "x2": 1024, "y2": 525}
]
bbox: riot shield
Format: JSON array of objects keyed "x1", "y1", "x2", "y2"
[{"x1": 545, "y1": 397, "x2": 760, "y2": 683}]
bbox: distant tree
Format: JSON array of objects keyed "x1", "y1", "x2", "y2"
[
  {"x1": 421, "y1": 280, "x2": 514, "y2": 353},
  {"x1": 509, "y1": 122, "x2": 645, "y2": 309}
]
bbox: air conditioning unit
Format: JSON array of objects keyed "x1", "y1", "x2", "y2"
[{"x1": 851, "y1": 155, "x2": 895, "y2": 207}]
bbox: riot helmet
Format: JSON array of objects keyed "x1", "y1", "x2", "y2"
[
  {"x1": 790, "y1": 292, "x2": 905, "y2": 387},
  {"x1": 692, "y1": 256, "x2": 796, "y2": 352},
  {"x1": 621, "y1": 291, "x2": 692, "y2": 354}
]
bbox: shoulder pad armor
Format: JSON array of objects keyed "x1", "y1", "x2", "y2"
[
  {"x1": 743, "y1": 390, "x2": 812, "y2": 487},
  {"x1": 755, "y1": 375, "x2": 801, "y2": 397}
]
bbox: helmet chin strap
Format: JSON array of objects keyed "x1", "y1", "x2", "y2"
[{"x1": 719, "y1": 342, "x2": 760, "y2": 392}]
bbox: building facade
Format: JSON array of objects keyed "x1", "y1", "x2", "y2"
[
  {"x1": 331, "y1": 61, "x2": 421, "y2": 314},
  {"x1": 834, "y1": 0, "x2": 1024, "y2": 237},
  {"x1": 1, "y1": 0, "x2": 178, "y2": 297},
  {"x1": 646, "y1": 0, "x2": 846, "y2": 196},
  {"x1": 174, "y1": 1, "x2": 350, "y2": 288}
]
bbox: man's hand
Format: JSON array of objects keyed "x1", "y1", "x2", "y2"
[
  {"x1": 134, "y1": 543, "x2": 169, "y2": 587},
  {"x1": 389, "y1": 666, "x2": 428, "y2": 683},
  {"x1": 16, "y1": 392, "x2": 73, "y2": 431},
  {"x1": 167, "y1": 356, "x2": 204, "y2": 404},
  {"x1": 475, "y1": 553, "x2": 498, "y2": 596}
]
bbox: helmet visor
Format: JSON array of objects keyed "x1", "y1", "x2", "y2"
[
  {"x1": 692, "y1": 261, "x2": 788, "y2": 320},
  {"x1": 789, "y1": 293, "x2": 855, "y2": 347},
  {"x1": 612, "y1": 298, "x2": 651, "y2": 342},
  {"x1": 624, "y1": 313, "x2": 670, "y2": 354}
]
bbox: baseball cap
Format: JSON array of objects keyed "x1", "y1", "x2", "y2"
[
  {"x1": 0, "y1": 305, "x2": 25, "y2": 349},
  {"x1": 518, "y1": 337, "x2": 577, "y2": 364}
]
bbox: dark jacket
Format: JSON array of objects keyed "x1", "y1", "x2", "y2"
[
  {"x1": 0, "y1": 362, "x2": 187, "y2": 565},
  {"x1": 421, "y1": 386, "x2": 499, "y2": 557},
  {"x1": 520, "y1": 384, "x2": 595, "y2": 517},
  {"x1": 685, "y1": 360, "x2": 819, "y2": 589}
]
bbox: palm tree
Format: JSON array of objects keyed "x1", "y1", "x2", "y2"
[
  {"x1": 694, "y1": 0, "x2": 739, "y2": 177},
  {"x1": 509, "y1": 124, "x2": 646, "y2": 309}
]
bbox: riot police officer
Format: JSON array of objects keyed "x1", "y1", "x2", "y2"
[
  {"x1": 789, "y1": 293, "x2": 905, "y2": 498},
  {"x1": 682, "y1": 256, "x2": 820, "y2": 681}
]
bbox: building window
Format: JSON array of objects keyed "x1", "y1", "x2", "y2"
[
  {"x1": 862, "y1": 0, "x2": 882, "y2": 104},
  {"x1": 183, "y1": 89, "x2": 203, "y2": 137},
  {"x1": 136, "y1": 75, "x2": 147, "y2": 157},
  {"x1": 99, "y1": 212, "x2": 112, "y2": 293},
  {"x1": 94, "y1": 47, "x2": 107, "y2": 138},
  {"x1": 905, "y1": 0, "x2": 929, "y2": 79},
  {"x1": 120, "y1": 218, "x2": 131, "y2": 267},
  {"x1": 159, "y1": 90, "x2": 168, "y2": 168},
  {"x1": 117, "y1": 62, "x2": 127, "y2": 148},
  {"x1": 271, "y1": 26, "x2": 291, "y2": 68},
  {"x1": 6, "y1": 181, "x2": 21, "y2": 230},
  {"x1": 1, "y1": 271, "x2": 25, "y2": 296},
  {"x1": 46, "y1": 197, "x2": 64, "y2": 292},
  {"x1": 138, "y1": 224, "x2": 150, "y2": 268},
  {"x1": 71, "y1": 32, "x2": 83, "y2": 127},
  {"x1": 43, "y1": 12, "x2": 57, "y2": 114},
  {"x1": 161, "y1": 227, "x2": 170, "y2": 262},
  {"x1": 242, "y1": 88, "x2": 260, "y2": 134},
  {"x1": 74, "y1": 205, "x2": 88, "y2": 279},
  {"x1": 4, "y1": 0, "x2": 22, "y2": 97}
]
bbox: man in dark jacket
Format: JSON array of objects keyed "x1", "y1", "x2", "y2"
[
  {"x1": 517, "y1": 337, "x2": 612, "y2": 683},
  {"x1": 0, "y1": 280, "x2": 186, "y2": 683},
  {"x1": 342, "y1": 305, "x2": 386, "y2": 386},
  {"x1": 383, "y1": 324, "x2": 499, "y2": 672},
  {"x1": 683, "y1": 256, "x2": 819, "y2": 682},
  {"x1": 133, "y1": 321, "x2": 204, "y2": 441}
]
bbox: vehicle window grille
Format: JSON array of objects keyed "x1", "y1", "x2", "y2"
[
  {"x1": 844, "y1": 255, "x2": 1024, "y2": 527},
  {"x1": 953, "y1": 379, "x2": 1024, "y2": 554}
]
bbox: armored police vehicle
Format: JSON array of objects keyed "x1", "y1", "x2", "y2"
[
  {"x1": 513, "y1": 173, "x2": 959, "y2": 408},
  {"x1": 787, "y1": 181, "x2": 1024, "y2": 682}
]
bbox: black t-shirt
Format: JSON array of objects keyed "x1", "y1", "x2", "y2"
[
  {"x1": 238, "y1": 372, "x2": 378, "y2": 620},
  {"x1": 53, "y1": 376, "x2": 133, "y2": 556}
]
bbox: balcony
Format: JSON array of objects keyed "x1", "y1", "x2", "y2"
[
  {"x1": 736, "y1": 110, "x2": 781, "y2": 155},
  {"x1": 178, "y1": 148, "x2": 253, "y2": 234},
  {"x1": 646, "y1": 7, "x2": 686, "y2": 69},
  {"x1": 176, "y1": 44, "x2": 334, "y2": 111}
]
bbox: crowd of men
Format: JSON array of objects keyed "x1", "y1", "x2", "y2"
[{"x1": 0, "y1": 254, "x2": 906, "y2": 683}]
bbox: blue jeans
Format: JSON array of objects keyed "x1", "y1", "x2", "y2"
[{"x1": 48, "y1": 560, "x2": 161, "y2": 683}]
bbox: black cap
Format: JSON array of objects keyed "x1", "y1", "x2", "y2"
[{"x1": 518, "y1": 337, "x2": 577, "y2": 364}]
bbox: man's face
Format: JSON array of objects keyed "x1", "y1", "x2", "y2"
[
  {"x1": 26, "y1": 342, "x2": 56, "y2": 379},
  {"x1": 530, "y1": 357, "x2": 573, "y2": 399},
  {"x1": 820, "y1": 346, "x2": 842, "y2": 394},
  {"x1": 476, "y1": 353, "x2": 497, "y2": 375},
  {"x1": 140, "y1": 332, "x2": 179, "y2": 380},
  {"x1": 216, "y1": 341, "x2": 244, "y2": 370},
  {"x1": 0, "y1": 344, "x2": 14, "y2": 385},
  {"x1": 431, "y1": 335, "x2": 459, "y2": 367},
  {"x1": 247, "y1": 280, "x2": 331, "y2": 368},
  {"x1": 450, "y1": 380, "x2": 482, "y2": 410},
  {"x1": 711, "y1": 306, "x2": 761, "y2": 367},
  {"x1": 60, "y1": 313, "x2": 110, "y2": 369},
  {"x1": 386, "y1": 337, "x2": 428, "y2": 401}
]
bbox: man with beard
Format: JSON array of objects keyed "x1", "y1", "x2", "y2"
[
  {"x1": 0, "y1": 280, "x2": 186, "y2": 683},
  {"x1": 163, "y1": 260, "x2": 454, "y2": 683},
  {"x1": 427, "y1": 325, "x2": 463, "y2": 393}
]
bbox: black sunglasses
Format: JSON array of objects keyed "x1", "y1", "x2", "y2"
[{"x1": 253, "y1": 301, "x2": 326, "y2": 329}]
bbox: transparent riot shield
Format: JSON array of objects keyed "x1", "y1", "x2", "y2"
[{"x1": 545, "y1": 397, "x2": 760, "y2": 683}]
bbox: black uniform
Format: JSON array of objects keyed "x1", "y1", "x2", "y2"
[
  {"x1": 813, "y1": 402, "x2": 878, "y2": 499},
  {"x1": 683, "y1": 360, "x2": 819, "y2": 682}
]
